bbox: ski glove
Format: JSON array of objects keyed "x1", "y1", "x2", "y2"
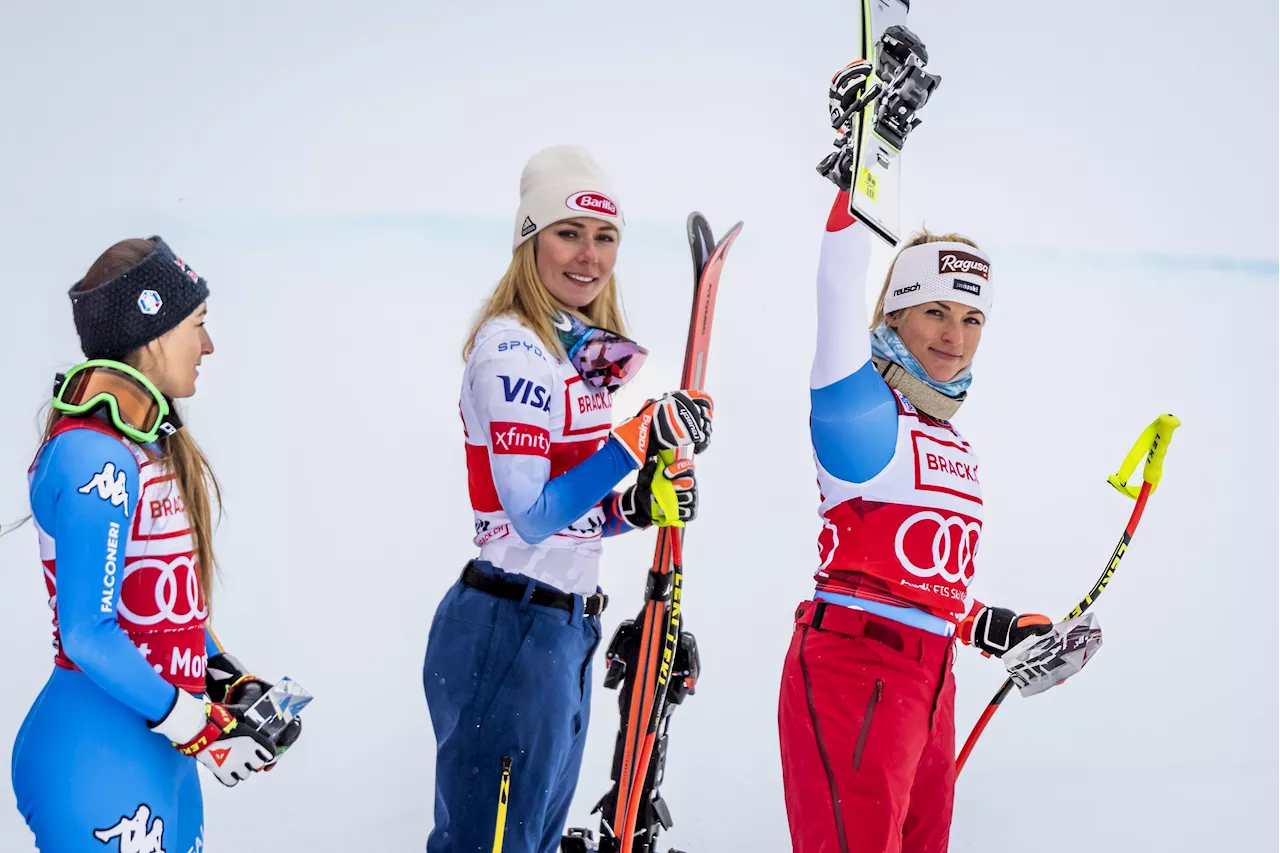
[
  {"x1": 150, "y1": 689, "x2": 275, "y2": 787},
  {"x1": 612, "y1": 390, "x2": 713, "y2": 466},
  {"x1": 613, "y1": 456, "x2": 698, "y2": 529},
  {"x1": 206, "y1": 653, "x2": 302, "y2": 768},
  {"x1": 963, "y1": 606, "x2": 1053, "y2": 658},
  {"x1": 1005, "y1": 612, "x2": 1103, "y2": 697},
  {"x1": 817, "y1": 60, "x2": 879, "y2": 191}
]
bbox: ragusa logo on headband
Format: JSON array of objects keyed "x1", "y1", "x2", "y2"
[
  {"x1": 938, "y1": 250, "x2": 990, "y2": 280},
  {"x1": 566, "y1": 191, "x2": 618, "y2": 217}
]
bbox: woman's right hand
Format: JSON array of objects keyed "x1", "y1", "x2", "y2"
[{"x1": 612, "y1": 390, "x2": 714, "y2": 465}]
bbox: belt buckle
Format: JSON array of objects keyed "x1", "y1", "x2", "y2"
[{"x1": 584, "y1": 592, "x2": 608, "y2": 617}]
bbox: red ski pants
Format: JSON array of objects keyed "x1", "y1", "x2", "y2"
[{"x1": 778, "y1": 599, "x2": 957, "y2": 853}]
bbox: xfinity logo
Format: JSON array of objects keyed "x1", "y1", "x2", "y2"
[{"x1": 489, "y1": 421, "x2": 551, "y2": 456}]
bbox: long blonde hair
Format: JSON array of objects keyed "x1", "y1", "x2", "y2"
[
  {"x1": 462, "y1": 238, "x2": 627, "y2": 360},
  {"x1": 45, "y1": 239, "x2": 222, "y2": 610},
  {"x1": 869, "y1": 227, "x2": 982, "y2": 330}
]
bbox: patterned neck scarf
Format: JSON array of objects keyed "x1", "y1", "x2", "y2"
[{"x1": 869, "y1": 322, "x2": 972, "y2": 398}]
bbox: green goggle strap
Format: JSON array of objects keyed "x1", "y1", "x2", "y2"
[{"x1": 52, "y1": 359, "x2": 172, "y2": 444}]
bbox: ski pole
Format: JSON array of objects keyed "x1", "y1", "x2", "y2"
[
  {"x1": 955, "y1": 413, "x2": 1181, "y2": 776},
  {"x1": 491, "y1": 756, "x2": 512, "y2": 853}
]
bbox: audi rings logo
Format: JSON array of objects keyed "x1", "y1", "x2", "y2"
[
  {"x1": 117, "y1": 556, "x2": 208, "y2": 626},
  {"x1": 893, "y1": 510, "x2": 981, "y2": 587}
]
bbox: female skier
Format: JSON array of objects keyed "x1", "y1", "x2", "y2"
[
  {"x1": 423, "y1": 145, "x2": 714, "y2": 853},
  {"x1": 12, "y1": 238, "x2": 301, "y2": 852},
  {"x1": 777, "y1": 61, "x2": 1089, "y2": 852}
]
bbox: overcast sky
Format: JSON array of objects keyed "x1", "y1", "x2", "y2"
[{"x1": 1, "y1": 0, "x2": 1275, "y2": 260}]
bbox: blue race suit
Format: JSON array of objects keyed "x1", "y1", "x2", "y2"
[{"x1": 12, "y1": 417, "x2": 217, "y2": 853}]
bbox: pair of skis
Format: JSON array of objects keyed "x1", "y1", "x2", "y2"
[{"x1": 563, "y1": 213, "x2": 742, "y2": 853}]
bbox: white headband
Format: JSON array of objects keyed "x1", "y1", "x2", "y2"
[{"x1": 884, "y1": 241, "x2": 993, "y2": 319}]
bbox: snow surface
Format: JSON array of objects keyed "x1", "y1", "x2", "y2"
[{"x1": 1, "y1": 1, "x2": 1277, "y2": 851}]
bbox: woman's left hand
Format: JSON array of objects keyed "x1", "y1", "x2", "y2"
[{"x1": 613, "y1": 457, "x2": 698, "y2": 529}]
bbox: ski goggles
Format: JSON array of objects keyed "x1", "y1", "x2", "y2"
[
  {"x1": 52, "y1": 359, "x2": 181, "y2": 444},
  {"x1": 553, "y1": 311, "x2": 648, "y2": 393}
]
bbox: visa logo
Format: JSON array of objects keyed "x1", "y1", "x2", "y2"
[{"x1": 500, "y1": 376, "x2": 552, "y2": 412}]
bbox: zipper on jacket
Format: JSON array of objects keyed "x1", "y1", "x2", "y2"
[{"x1": 853, "y1": 679, "x2": 884, "y2": 772}]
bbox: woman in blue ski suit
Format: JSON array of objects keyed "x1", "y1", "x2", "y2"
[
  {"x1": 11, "y1": 237, "x2": 301, "y2": 853},
  {"x1": 422, "y1": 145, "x2": 715, "y2": 853}
]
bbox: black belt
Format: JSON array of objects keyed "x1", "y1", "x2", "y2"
[{"x1": 461, "y1": 562, "x2": 608, "y2": 617}]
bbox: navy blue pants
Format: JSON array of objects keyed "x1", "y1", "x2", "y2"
[{"x1": 424, "y1": 562, "x2": 602, "y2": 853}]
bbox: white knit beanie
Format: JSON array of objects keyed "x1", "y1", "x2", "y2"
[{"x1": 512, "y1": 145, "x2": 624, "y2": 251}]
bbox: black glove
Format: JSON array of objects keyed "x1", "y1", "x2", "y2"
[
  {"x1": 817, "y1": 60, "x2": 880, "y2": 191},
  {"x1": 206, "y1": 652, "x2": 303, "y2": 765},
  {"x1": 612, "y1": 457, "x2": 698, "y2": 529},
  {"x1": 964, "y1": 606, "x2": 1053, "y2": 658}
]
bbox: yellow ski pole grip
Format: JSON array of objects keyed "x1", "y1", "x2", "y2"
[
  {"x1": 1107, "y1": 414, "x2": 1181, "y2": 499},
  {"x1": 649, "y1": 448, "x2": 685, "y2": 529}
]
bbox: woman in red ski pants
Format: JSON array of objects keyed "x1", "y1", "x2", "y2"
[{"x1": 777, "y1": 58, "x2": 1064, "y2": 853}]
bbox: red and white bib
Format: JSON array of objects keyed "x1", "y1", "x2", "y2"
[
  {"x1": 35, "y1": 419, "x2": 208, "y2": 693},
  {"x1": 815, "y1": 389, "x2": 984, "y2": 623},
  {"x1": 460, "y1": 316, "x2": 614, "y2": 594}
]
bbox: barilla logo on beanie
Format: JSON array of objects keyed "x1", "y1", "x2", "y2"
[
  {"x1": 938, "y1": 250, "x2": 990, "y2": 280},
  {"x1": 566, "y1": 191, "x2": 618, "y2": 217}
]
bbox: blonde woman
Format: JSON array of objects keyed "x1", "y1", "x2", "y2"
[
  {"x1": 776, "y1": 62, "x2": 1088, "y2": 852},
  {"x1": 423, "y1": 146, "x2": 713, "y2": 853},
  {"x1": 12, "y1": 239, "x2": 300, "y2": 852}
]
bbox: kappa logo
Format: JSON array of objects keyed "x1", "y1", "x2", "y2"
[
  {"x1": 565, "y1": 191, "x2": 618, "y2": 217},
  {"x1": 937, "y1": 250, "x2": 990, "y2": 280},
  {"x1": 490, "y1": 421, "x2": 551, "y2": 456},
  {"x1": 209, "y1": 747, "x2": 231, "y2": 767},
  {"x1": 80, "y1": 462, "x2": 131, "y2": 517},
  {"x1": 137, "y1": 290, "x2": 163, "y2": 316},
  {"x1": 93, "y1": 803, "x2": 166, "y2": 853}
]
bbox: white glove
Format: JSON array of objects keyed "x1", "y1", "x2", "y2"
[
  {"x1": 150, "y1": 689, "x2": 274, "y2": 787},
  {"x1": 1004, "y1": 612, "x2": 1104, "y2": 698}
]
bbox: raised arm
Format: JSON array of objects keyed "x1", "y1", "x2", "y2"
[{"x1": 809, "y1": 193, "x2": 898, "y2": 482}]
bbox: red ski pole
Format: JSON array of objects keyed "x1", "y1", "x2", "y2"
[{"x1": 956, "y1": 413, "x2": 1181, "y2": 776}]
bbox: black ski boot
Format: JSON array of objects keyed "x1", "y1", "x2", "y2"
[
  {"x1": 562, "y1": 621, "x2": 701, "y2": 853},
  {"x1": 873, "y1": 24, "x2": 942, "y2": 149}
]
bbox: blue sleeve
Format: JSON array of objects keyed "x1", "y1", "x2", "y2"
[
  {"x1": 810, "y1": 361, "x2": 900, "y2": 483},
  {"x1": 31, "y1": 430, "x2": 179, "y2": 723},
  {"x1": 504, "y1": 438, "x2": 637, "y2": 544}
]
